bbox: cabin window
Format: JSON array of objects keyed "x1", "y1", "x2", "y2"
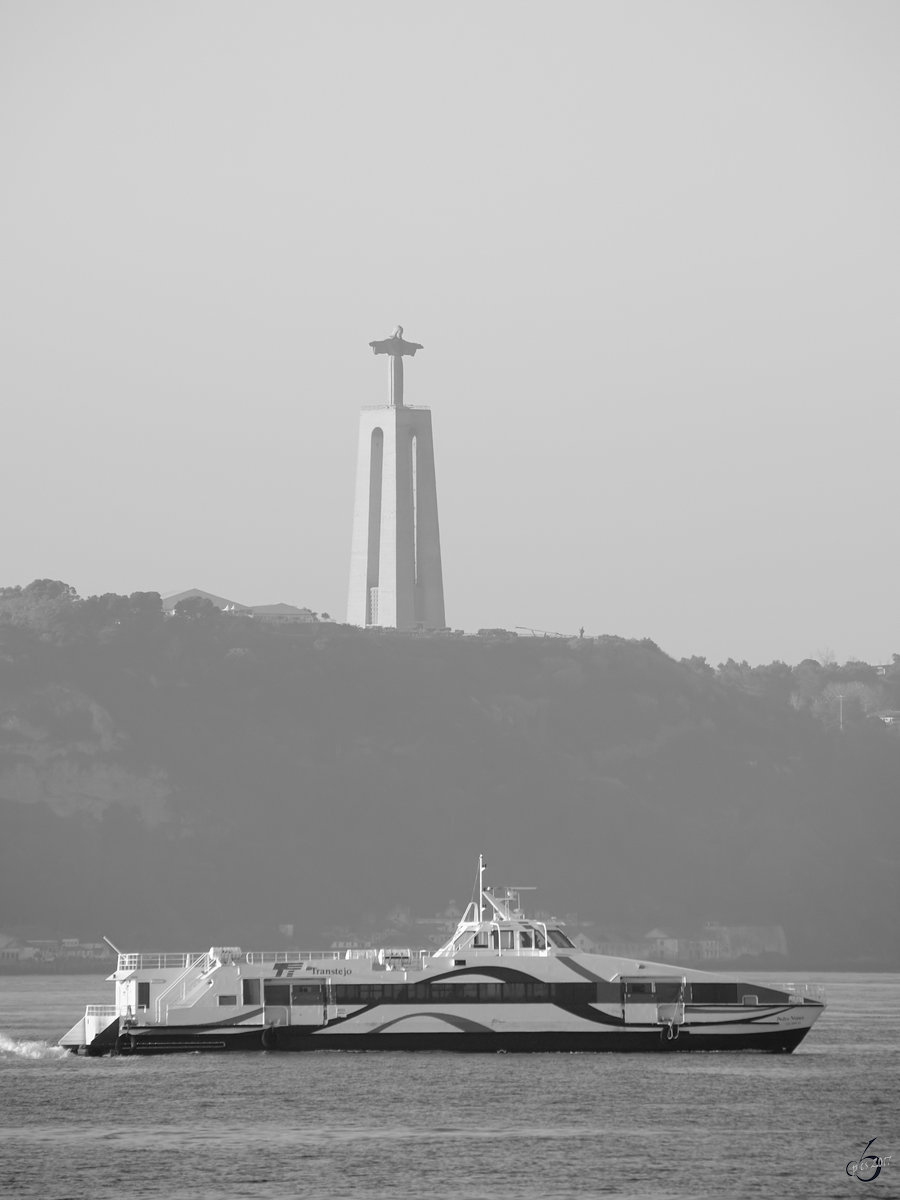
[
  {"x1": 291, "y1": 984, "x2": 322, "y2": 1005},
  {"x1": 499, "y1": 929, "x2": 514, "y2": 950},
  {"x1": 137, "y1": 982, "x2": 150, "y2": 1010},
  {"x1": 242, "y1": 978, "x2": 261, "y2": 1005},
  {"x1": 520, "y1": 930, "x2": 533, "y2": 948},
  {"x1": 472, "y1": 932, "x2": 489, "y2": 948},
  {"x1": 547, "y1": 929, "x2": 575, "y2": 949},
  {"x1": 264, "y1": 982, "x2": 290, "y2": 1006},
  {"x1": 627, "y1": 982, "x2": 654, "y2": 996},
  {"x1": 533, "y1": 929, "x2": 546, "y2": 949},
  {"x1": 689, "y1": 983, "x2": 738, "y2": 1005},
  {"x1": 217, "y1": 995, "x2": 237, "y2": 1006},
  {"x1": 490, "y1": 929, "x2": 499, "y2": 949}
]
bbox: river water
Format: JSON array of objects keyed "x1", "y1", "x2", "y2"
[{"x1": 0, "y1": 972, "x2": 897, "y2": 1199}]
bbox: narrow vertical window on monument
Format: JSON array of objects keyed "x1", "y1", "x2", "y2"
[
  {"x1": 367, "y1": 428, "x2": 383, "y2": 625},
  {"x1": 411, "y1": 433, "x2": 418, "y2": 586}
]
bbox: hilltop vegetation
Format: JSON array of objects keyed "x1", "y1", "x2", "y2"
[{"x1": 1, "y1": 580, "x2": 898, "y2": 966}]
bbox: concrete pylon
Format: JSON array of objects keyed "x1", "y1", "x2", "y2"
[{"x1": 346, "y1": 328, "x2": 445, "y2": 630}]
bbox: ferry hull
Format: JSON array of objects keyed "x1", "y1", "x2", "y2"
[
  {"x1": 62, "y1": 859, "x2": 827, "y2": 1059},
  {"x1": 112, "y1": 1024, "x2": 813, "y2": 1056}
]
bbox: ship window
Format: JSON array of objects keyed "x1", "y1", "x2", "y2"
[
  {"x1": 690, "y1": 983, "x2": 738, "y2": 1005},
  {"x1": 242, "y1": 978, "x2": 260, "y2": 1005},
  {"x1": 520, "y1": 930, "x2": 533, "y2": 948},
  {"x1": 627, "y1": 982, "x2": 654, "y2": 996},
  {"x1": 217, "y1": 995, "x2": 237, "y2": 1006},
  {"x1": 533, "y1": 929, "x2": 546, "y2": 949},
  {"x1": 264, "y1": 982, "x2": 290, "y2": 1006},
  {"x1": 490, "y1": 929, "x2": 499, "y2": 949},
  {"x1": 473, "y1": 932, "x2": 489, "y2": 948},
  {"x1": 499, "y1": 929, "x2": 514, "y2": 950},
  {"x1": 547, "y1": 929, "x2": 575, "y2": 949},
  {"x1": 137, "y1": 982, "x2": 150, "y2": 1010},
  {"x1": 291, "y1": 984, "x2": 322, "y2": 1005}
]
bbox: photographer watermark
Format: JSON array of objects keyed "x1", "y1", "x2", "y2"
[{"x1": 846, "y1": 1139, "x2": 893, "y2": 1183}]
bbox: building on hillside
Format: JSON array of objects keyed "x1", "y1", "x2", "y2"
[
  {"x1": 162, "y1": 589, "x2": 322, "y2": 623},
  {"x1": 249, "y1": 604, "x2": 319, "y2": 624},
  {"x1": 162, "y1": 589, "x2": 248, "y2": 613},
  {"x1": 644, "y1": 929, "x2": 680, "y2": 958}
]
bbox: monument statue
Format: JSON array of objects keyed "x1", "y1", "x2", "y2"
[
  {"x1": 368, "y1": 325, "x2": 423, "y2": 407},
  {"x1": 348, "y1": 322, "x2": 445, "y2": 630}
]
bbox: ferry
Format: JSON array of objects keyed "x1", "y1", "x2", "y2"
[{"x1": 60, "y1": 858, "x2": 825, "y2": 1055}]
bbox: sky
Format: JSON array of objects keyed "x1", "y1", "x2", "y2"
[{"x1": 2, "y1": 0, "x2": 898, "y2": 666}]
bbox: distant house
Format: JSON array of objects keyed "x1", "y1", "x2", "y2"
[
  {"x1": 162, "y1": 589, "x2": 320, "y2": 623},
  {"x1": 644, "y1": 929, "x2": 680, "y2": 958},
  {"x1": 247, "y1": 604, "x2": 318, "y2": 624},
  {"x1": 162, "y1": 589, "x2": 249, "y2": 613}
]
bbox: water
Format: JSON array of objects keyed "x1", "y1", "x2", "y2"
[{"x1": 0, "y1": 973, "x2": 897, "y2": 1199}]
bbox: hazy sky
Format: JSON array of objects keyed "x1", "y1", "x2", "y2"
[{"x1": 2, "y1": 1, "x2": 898, "y2": 665}]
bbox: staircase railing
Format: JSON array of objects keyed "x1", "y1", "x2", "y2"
[{"x1": 154, "y1": 953, "x2": 214, "y2": 1021}]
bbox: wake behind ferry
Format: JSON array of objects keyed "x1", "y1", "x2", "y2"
[{"x1": 61, "y1": 858, "x2": 825, "y2": 1055}]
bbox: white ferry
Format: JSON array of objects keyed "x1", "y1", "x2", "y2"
[{"x1": 60, "y1": 858, "x2": 825, "y2": 1055}]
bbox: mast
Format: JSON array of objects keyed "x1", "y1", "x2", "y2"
[{"x1": 478, "y1": 853, "x2": 485, "y2": 923}]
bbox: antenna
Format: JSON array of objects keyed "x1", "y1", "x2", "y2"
[
  {"x1": 478, "y1": 853, "x2": 485, "y2": 923},
  {"x1": 102, "y1": 935, "x2": 122, "y2": 955}
]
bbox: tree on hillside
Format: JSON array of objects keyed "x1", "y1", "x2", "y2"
[{"x1": 173, "y1": 596, "x2": 221, "y2": 619}]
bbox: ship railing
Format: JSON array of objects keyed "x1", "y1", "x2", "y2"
[
  {"x1": 379, "y1": 949, "x2": 429, "y2": 972},
  {"x1": 85, "y1": 1005, "x2": 117, "y2": 1018},
  {"x1": 118, "y1": 952, "x2": 209, "y2": 972},
  {"x1": 243, "y1": 948, "x2": 431, "y2": 970},
  {"x1": 783, "y1": 982, "x2": 826, "y2": 1004},
  {"x1": 154, "y1": 952, "x2": 215, "y2": 1020},
  {"x1": 245, "y1": 949, "x2": 379, "y2": 966}
]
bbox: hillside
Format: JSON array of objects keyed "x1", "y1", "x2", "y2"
[{"x1": 1, "y1": 581, "x2": 898, "y2": 967}]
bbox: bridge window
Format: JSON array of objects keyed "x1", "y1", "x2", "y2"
[
  {"x1": 242, "y1": 978, "x2": 260, "y2": 1005},
  {"x1": 137, "y1": 982, "x2": 150, "y2": 1010},
  {"x1": 499, "y1": 930, "x2": 515, "y2": 950},
  {"x1": 547, "y1": 929, "x2": 575, "y2": 949}
]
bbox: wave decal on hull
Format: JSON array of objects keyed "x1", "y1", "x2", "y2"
[
  {"x1": 551, "y1": 1003, "x2": 626, "y2": 1027},
  {"x1": 369, "y1": 1012, "x2": 494, "y2": 1035},
  {"x1": 682, "y1": 1006, "x2": 795, "y2": 1027},
  {"x1": 188, "y1": 1007, "x2": 265, "y2": 1028}
]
